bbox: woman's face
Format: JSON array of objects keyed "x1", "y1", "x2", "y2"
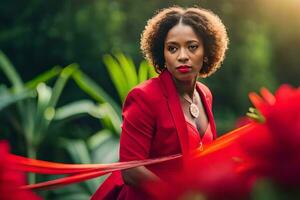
[{"x1": 164, "y1": 23, "x2": 205, "y2": 82}]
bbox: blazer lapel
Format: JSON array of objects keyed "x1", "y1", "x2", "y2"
[
  {"x1": 196, "y1": 83, "x2": 217, "y2": 139},
  {"x1": 159, "y1": 70, "x2": 190, "y2": 155}
]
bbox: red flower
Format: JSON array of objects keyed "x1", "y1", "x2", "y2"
[
  {"x1": 241, "y1": 85, "x2": 300, "y2": 186},
  {"x1": 0, "y1": 141, "x2": 42, "y2": 200}
]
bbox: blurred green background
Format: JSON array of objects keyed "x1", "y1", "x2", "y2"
[{"x1": 0, "y1": 0, "x2": 299, "y2": 199}]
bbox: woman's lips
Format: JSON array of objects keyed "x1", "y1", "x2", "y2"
[{"x1": 176, "y1": 65, "x2": 192, "y2": 73}]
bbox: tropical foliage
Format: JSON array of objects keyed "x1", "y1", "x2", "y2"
[{"x1": 0, "y1": 51, "x2": 155, "y2": 199}]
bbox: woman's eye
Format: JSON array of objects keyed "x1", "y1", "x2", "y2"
[
  {"x1": 167, "y1": 46, "x2": 177, "y2": 53},
  {"x1": 189, "y1": 45, "x2": 198, "y2": 51}
]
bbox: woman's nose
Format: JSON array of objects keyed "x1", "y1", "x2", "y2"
[{"x1": 177, "y1": 48, "x2": 189, "y2": 62}]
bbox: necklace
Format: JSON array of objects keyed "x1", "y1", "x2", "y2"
[{"x1": 182, "y1": 91, "x2": 199, "y2": 118}]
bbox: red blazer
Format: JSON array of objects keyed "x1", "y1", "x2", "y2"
[{"x1": 91, "y1": 70, "x2": 216, "y2": 199}]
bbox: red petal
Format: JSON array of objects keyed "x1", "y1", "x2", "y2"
[
  {"x1": 248, "y1": 92, "x2": 264, "y2": 109},
  {"x1": 260, "y1": 87, "x2": 276, "y2": 105}
]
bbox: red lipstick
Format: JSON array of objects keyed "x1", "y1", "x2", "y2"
[{"x1": 176, "y1": 65, "x2": 192, "y2": 73}]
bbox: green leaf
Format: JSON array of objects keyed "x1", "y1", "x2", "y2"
[
  {"x1": 0, "y1": 50, "x2": 24, "y2": 92},
  {"x1": 60, "y1": 138, "x2": 98, "y2": 193},
  {"x1": 72, "y1": 69, "x2": 121, "y2": 116},
  {"x1": 138, "y1": 60, "x2": 157, "y2": 82},
  {"x1": 115, "y1": 52, "x2": 138, "y2": 90},
  {"x1": 36, "y1": 83, "x2": 52, "y2": 115},
  {"x1": 25, "y1": 66, "x2": 62, "y2": 90},
  {"x1": 138, "y1": 60, "x2": 149, "y2": 83},
  {"x1": 103, "y1": 54, "x2": 128, "y2": 102},
  {"x1": 54, "y1": 100, "x2": 103, "y2": 120},
  {"x1": 87, "y1": 129, "x2": 114, "y2": 150},
  {"x1": 0, "y1": 85, "x2": 34, "y2": 111},
  {"x1": 33, "y1": 64, "x2": 78, "y2": 145},
  {"x1": 60, "y1": 138, "x2": 92, "y2": 164},
  {"x1": 98, "y1": 103, "x2": 122, "y2": 134},
  {"x1": 33, "y1": 83, "x2": 52, "y2": 144},
  {"x1": 49, "y1": 64, "x2": 79, "y2": 108},
  {"x1": 148, "y1": 62, "x2": 157, "y2": 78},
  {"x1": 22, "y1": 99, "x2": 36, "y2": 144},
  {"x1": 90, "y1": 134, "x2": 119, "y2": 163},
  {"x1": 51, "y1": 184, "x2": 91, "y2": 199}
]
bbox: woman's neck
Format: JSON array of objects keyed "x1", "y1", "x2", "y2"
[{"x1": 173, "y1": 77, "x2": 197, "y2": 98}]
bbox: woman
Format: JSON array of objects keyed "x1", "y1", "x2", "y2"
[{"x1": 92, "y1": 6, "x2": 228, "y2": 199}]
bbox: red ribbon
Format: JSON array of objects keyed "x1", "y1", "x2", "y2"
[{"x1": 11, "y1": 123, "x2": 254, "y2": 191}]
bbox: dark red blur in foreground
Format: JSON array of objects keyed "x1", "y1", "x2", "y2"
[
  {"x1": 0, "y1": 141, "x2": 41, "y2": 200},
  {"x1": 241, "y1": 85, "x2": 300, "y2": 186}
]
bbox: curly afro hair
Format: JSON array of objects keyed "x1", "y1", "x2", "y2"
[{"x1": 140, "y1": 6, "x2": 229, "y2": 77}]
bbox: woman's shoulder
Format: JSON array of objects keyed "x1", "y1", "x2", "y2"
[
  {"x1": 125, "y1": 76, "x2": 163, "y2": 102},
  {"x1": 133, "y1": 76, "x2": 160, "y2": 90},
  {"x1": 196, "y1": 81, "x2": 213, "y2": 101}
]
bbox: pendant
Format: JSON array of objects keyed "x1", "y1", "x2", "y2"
[{"x1": 189, "y1": 103, "x2": 199, "y2": 118}]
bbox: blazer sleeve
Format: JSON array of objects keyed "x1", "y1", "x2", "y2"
[{"x1": 119, "y1": 88, "x2": 156, "y2": 162}]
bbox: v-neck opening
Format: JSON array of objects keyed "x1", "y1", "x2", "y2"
[{"x1": 186, "y1": 120, "x2": 209, "y2": 139}]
